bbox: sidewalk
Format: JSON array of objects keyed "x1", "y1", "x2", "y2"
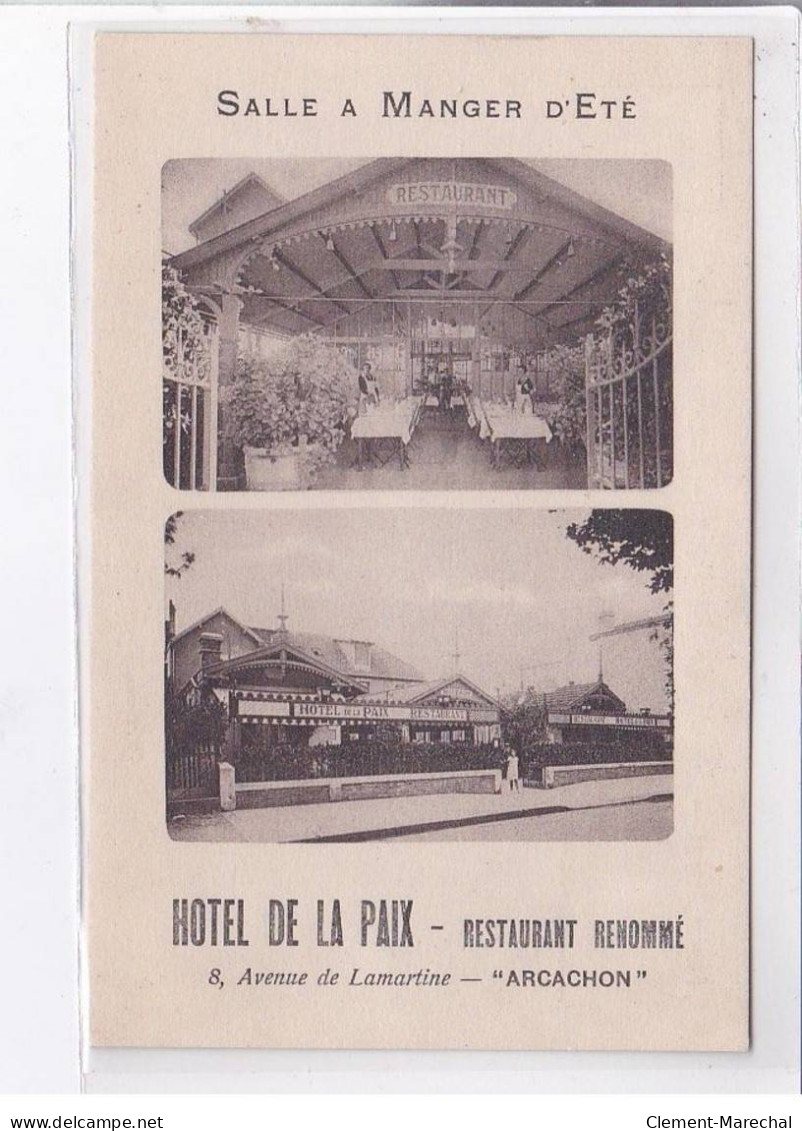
[{"x1": 168, "y1": 774, "x2": 673, "y2": 843}]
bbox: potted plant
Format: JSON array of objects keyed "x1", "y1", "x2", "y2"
[
  {"x1": 227, "y1": 335, "x2": 359, "y2": 490},
  {"x1": 534, "y1": 342, "x2": 587, "y2": 465}
]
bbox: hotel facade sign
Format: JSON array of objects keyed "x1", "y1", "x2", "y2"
[
  {"x1": 386, "y1": 182, "x2": 517, "y2": 209},
  {"x1": 238, "y1": 700, "x2": 497, "y2": 725},
  {"x1": 548, "y1": 712, "x2": 672, "y2": 729}
]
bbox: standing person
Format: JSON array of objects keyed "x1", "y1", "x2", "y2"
[
  {"x1": 506, "y1": 746, "x2": 521, "y2": 792},
  {"x1": 438, "y1": 358, "x2": 453, "y2": 411},
  {"x1": 515, "y1": 369, "x2": 535, "y2": 414},
  {"x1": 521, "y1": 370, "x2": 535, "y2": 414},
  {"x1": 358, "y1": 362, "x2": 380, "y2": 412},
  {"x1": 425, "y1": 357, "x2": 438, "y2": 403},
  {"x1": 526, "y1": 357, "x2": 540, "y2": 408}
]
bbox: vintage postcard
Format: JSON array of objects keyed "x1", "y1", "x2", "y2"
[
  {"x1": 162, "y1": 156, "x2": 672, "y2": 492},
  {"x1": 86, "y1": 32, "x2": 752, "y2": 1050}
]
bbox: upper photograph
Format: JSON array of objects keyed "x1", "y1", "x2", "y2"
[{"x1": 163, "y1": 157, "x2": 672, "y2": 492}]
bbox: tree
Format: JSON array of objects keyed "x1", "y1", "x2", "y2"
[
  {"x1": 165, "y1": 511, "x2": 195, "y2": 579},
  {"x1": 565, "y1": 509, "x2": 673, "y2": 594},
  {"x1": 165, "y1": 687, "x2": 227, "y2": 760},
  {"x1": 653, "y1": 600, "x2": 674, "y2": 716},
  {"x1": 566, "y1": 509, "x2": 674, "y2": 713},
  {"x1": 500, "y1": 689, "x2": 549, "y2": 753}
]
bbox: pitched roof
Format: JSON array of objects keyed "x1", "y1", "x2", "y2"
[
  {"x1": 249, "y1": 627, "x2": 425, "y2": 685},
  {"x1": 201, "y1": 638, "x2": 368, "y2": 695},
  {"x1": 170, "y1": 605, "x2": 263, "y2": 649},
  {"x1": 188, "y1": 173, "x2": 285, "y2": 238},
  {"x1": 540, "y1": 680, "x2": 626, "y2": 713},
  {"x1": 171, "y1": 156, "x2": 669, "y2": 273},
  {"x1": 360, "y1": 644, "x2": 425, "y2": 684},
  {"x1": 169, "y1": 157, "x2": 670, "y2": 346},
  {"x1": 359, "y1": 673, "x2": 501, "y2": 709},
  {"x1": 172, "y1": 608, "x2": 425, "y2": 685}
]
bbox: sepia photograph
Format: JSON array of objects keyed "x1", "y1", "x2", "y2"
[
  {"x1": 165, "y1": 507, "x2": 674, "y2": 843},
  {"x1": 162, "y1": 157, "x2": 672, "y2": 492}
]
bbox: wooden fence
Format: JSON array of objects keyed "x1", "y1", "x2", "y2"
[{"x1": 167, "y1": 744, "x2": 218, "y2": 796}]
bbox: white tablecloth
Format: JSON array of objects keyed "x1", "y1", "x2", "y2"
[
  {"x1": 481, "y1": 404, "x2": 553, "y2": 443},
  {"x1": 351, "y1": 398, "x2": 422, "y2": 446}
]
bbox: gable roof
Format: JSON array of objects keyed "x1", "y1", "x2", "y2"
[
  {"x1": 366, "y1": 673, "x2": 502, "y2": 710},
  {"x1": 188, "y1": 173, "x2": 285, "y2": 239},
  {"x1": 248, "y1": 627, "x2": 425, "y2": 685},
  {"x1": 171, "y1": 608, "x2": 424, "y2": 685},
  {"x1": 354, "y1": 644, "x2": 425, "y2": 684},
  {"x1": 172, "y1": 158, "x2": 410, "y2": 271},
  {"x1": 200, "y1": 638, "x2": 368, "y2": 695},
  {"x1": 170, "y1": 606, "x2": 263, "y2": 649},
  {"x1": 171, "y1": 156, "x2": 669, "y2": 273},
  {"x1": 170, "y1": 157, "x2": 670, "y2": 345},
  {"x1": 541, "y1": 679, "x2": 626, "y2": 713},
  {"x1": 249, "y1": 628, "x2": 346, "y2": 673}
]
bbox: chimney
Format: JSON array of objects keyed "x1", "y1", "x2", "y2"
[{"x1": 199, "y1": 632, "x2": 223, "y2": 669}]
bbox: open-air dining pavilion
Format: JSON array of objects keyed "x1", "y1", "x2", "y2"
[{"x1": 164, "y1": 158, "x2": 672, "y2": 491}]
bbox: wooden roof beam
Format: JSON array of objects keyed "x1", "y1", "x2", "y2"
[
  {"x1": 249, "y1": 293, "x2": 327, "y2": 328},
  {"x1": 321, "y1": 233, "x2": 375, "y2": 300},
  {"x1": 513, "y1": 238, "x2": 573, "y2": 301},
  {"x1": 510, "y1": 302, "x2": 543, "y2": 327},
  {"x1": 395, "y1": 288, "x2": 503, "y2": 301},
  {"x1": 315, "y1": 299, "x2": 378, "y2": 333},
  {"x1": 537, "y1": 253, "x2": 624, "y2": 319},
  {"x1": 486, "y1": 224, "x2": 531, "y2": 292},
  {"x1": 273, "y1": 248, "x2": 351, "y2": 314},
  {"x1": 376, "y1": 257, "x2": 517, "y2": 273},
  {"x1": 467, "y1": 220, "x2": 485, "y2": 260},
  {"x1": 551, "y1": 308, "x2": 599, "y2": 334},
  {"x1": 369, "y1": 222, "x2": 402, "y2": 292}
]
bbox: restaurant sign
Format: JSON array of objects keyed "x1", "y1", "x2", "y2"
[
  {"x1": 296, "y1": 702, "x2": 471, "y2": 723},
  {"x1": 238, "y1": 700, "x2": 497, "y2": 725},
  {"x1": 548, "y1": 712, "x2": 672, "y2": 729},
  {"x1": 386, "y1": 182, "x2": 517, "y2": 210}
]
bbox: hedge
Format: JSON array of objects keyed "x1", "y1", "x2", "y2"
[{"x1": 232, "y1": 738, "x2": 671, "y2": 783}]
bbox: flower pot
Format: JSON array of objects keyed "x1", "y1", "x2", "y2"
[
  {"x1": 244, "y1": 445, "x2": 309, "y2": 491},
  {"x1": 243, "y1": 441, "x2": 328, "y2": 491}
]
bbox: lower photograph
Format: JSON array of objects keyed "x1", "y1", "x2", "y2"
[{"x1": 165, "y1": 507, "x2": 674, "y2": 843}]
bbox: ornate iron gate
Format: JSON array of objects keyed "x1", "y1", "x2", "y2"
[
  {"x1": 162, "y1": 307, "x2": 218, "y2": 490},
  {"x1": 585, "y1": 300, "x2": 672, "y2": 489}
]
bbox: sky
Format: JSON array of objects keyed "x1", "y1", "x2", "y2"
[
  {"x1": 165, "y1": 508, "x2": 671, "y2": 713},
  {"x1": 161, "y1": 158, "x2": 673, "y2": 255}
]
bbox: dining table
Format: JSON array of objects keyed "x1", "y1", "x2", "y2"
[
  {"x1": 350, "y1": 397, "x2": 423, "y2": 470},
  {"x1": 479, "y1": 402, "x2": 553, "y2": 468}
]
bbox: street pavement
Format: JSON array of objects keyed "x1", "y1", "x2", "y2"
[
  {"x1": 169, "y1": 774, "x2": 673, "y2": 844},
  {"x1": 402, "y1": 799, "x2": 673, "y2": 841}
]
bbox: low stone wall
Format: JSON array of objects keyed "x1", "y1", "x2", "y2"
[
  {"x1": 527, "y1": 761, "x2": 673, "y2": 789},
  {"x1": 223, "y1": 764, "x2": 502, "y2": 810},
  {"x1": 338, "y1": 770, "x2": 501, "y2": 802},
  {"x1": 235, "y1": 782, "x2": 332, "y2": 809}
]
